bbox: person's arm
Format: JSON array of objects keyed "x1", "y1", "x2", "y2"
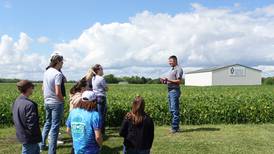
[
  {"x1": 101, "y1": 78, "x2": 108, "y2": 91},
  {"x1": 66, "y1": 127, "x2": 71, "y2": 134},
  {"x1": 167, "y1": 79, "x2": 181, "y2": 84},
  {"x1": 66, "y1": 113, "x2": 71, "y2": 135},
  {"x1": 55, "y1": 73, "x2": 64, "y2": 101},
  {"x1": 93, "y1": 112, "x2": 103, "y2": 147},
  {"x1": 149, "y1": 118, "x2": 155, "y2": 148},
  {"x1": 168, "y1": 67, "x2": 184, "y2": 84},
  {"x1": 119, "y1": 118, "x2": 128, "y2": 137},
  {"x1": 55, "y1": 85, "x2": 64, "y2": 101},
  {"x1": 95, "y1": 129, "x2": 103, "y2": 147},
  {"x1": 25, "y1": 104, "x2": 39, "y2": 132}
]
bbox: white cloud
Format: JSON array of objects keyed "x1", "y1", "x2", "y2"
[
  {"x1": 255, "y1": 65, "x2": 274, "y2": 77},
  {"x1": 3, "y1": 1, "x2": 11, "y2": 9},
  {"x1": 53, "y1": 4, "x2": 274, "y2": 79},
  {"x1": 37, "y1": 36, "x2": 49, "y2": 44},
  {"x1": 14, "y1": 32, "x2": 32, "y2": 51},
  {"x1": 254, "y1": 4, "x2": 274, "y2": 17},
  {"x1": 234, "y1": 3, "x2": 241, "y2": 8},
  {"x1": 0, "y1": 33, "x2": 46, "y2": 80},
  {"x1": 2, "y1": 4, "x2": 274, "y2": 80}
]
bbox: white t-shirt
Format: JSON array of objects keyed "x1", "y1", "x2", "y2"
[
  {"x1": 92, "y1": 75, "x2": 107, "y2": 96},
  {"x1": 43, "y1": 67, "x2": 63, "y2": 104}
]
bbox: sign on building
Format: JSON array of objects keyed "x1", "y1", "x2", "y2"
[{"x1": 228, "y1": 66, "x2": 246, "y2": 77}]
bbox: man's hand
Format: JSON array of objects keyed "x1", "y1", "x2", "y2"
[
  {"x1": 167, "y1": 79, "x2": 181, "y2": 84},
  {"x1": 160, "y1": 77, "x2": 168, "y2": 84}
]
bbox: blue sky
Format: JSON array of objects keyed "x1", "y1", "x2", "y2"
[
  {"x1": 2, "y1": 0, "x2": 273, "y2": 42},
  {"x1": 1, "y1": 0, "x2": 274, "y2": 79}
]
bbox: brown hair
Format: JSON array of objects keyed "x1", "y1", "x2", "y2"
[
  {"x1": 75, "y1": 100, "x2": 97, "y2": 111},
  {"x1": 16, "y1": 80, "x2": 34, "y2": 93},
  {"x1": 70, "y1": 78, "x2": 87, "y2": 95},
  {"x1": 92, "y1": 64, "x2": 102, "y2": 74},
  {"x1": 126, "y1": 96, "x2": 145, "y2": 125},
  {"x1": 46, "y1": 54, "x2": 63, "y2": 70}
]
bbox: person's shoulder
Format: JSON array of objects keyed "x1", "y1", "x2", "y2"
[
  {"x1": 17, "y1": 97, "x2": 35, "y2": 109},
  {"x1": 70, "y1": 108, "x2": 82, "y2": 115},
  {"x1": 176, "y1": 65, "x2": 183, "y2": 69},
  {"x1": 92, "y1": 111, "x2": 100, "y2": 117},
  {"x1": 90, "y1": 111, "x2": 100, "y2": 120},
  {"x1": 96, "y1": 75, "x2": 104, "y2": 81},
  {"x1": 45, "y1": 68, "x2": 61, "y2": 75},
  {"x1": 144, "y1": 114, "x2": 154, "y2": 123}
]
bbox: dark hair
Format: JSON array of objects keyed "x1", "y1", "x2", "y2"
[
  {"x1": 92, "y1": 64, "x2": 102, "y2": 75},
  {"x1": 75, "y1": 100, "x2": 97, "y2": 111},
  {"x1": 16, "y1": 80, "x2": 34, "y2": 93},
  {"x1": 169, "y1": 55, "x2": 177, "y2": 62},
  {"x1": 70, "y1": 78, "x2": 87, "y2": 95},
  {"x1": 46, "y1": 55, "x2": 63, "y2": 70},
  {"x1": 126, "y1": 96, "x2": 145, "y2": 125}
]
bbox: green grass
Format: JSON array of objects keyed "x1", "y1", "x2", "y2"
[{"x1": 1, "y1": 124, "x2": 274, "y2": 154}]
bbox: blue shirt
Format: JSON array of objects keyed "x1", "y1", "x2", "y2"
[{"x1": 66, "y1": 108, "x2": 101, "y2": 154}]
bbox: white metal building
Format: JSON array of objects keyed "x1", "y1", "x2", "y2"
[{"x1": 185, "y1": 64, "x2": 262, "y2": 86}]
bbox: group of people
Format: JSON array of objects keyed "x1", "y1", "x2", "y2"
[{"x1": 12, "y1": 53, "x2": 183, "y2": 154}]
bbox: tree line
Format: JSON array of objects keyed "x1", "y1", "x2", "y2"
[
  {"x1": 262, "y1": 77, "x2": 274, "y2": 85},
  {"x1": 1, "y1": 76, "x2": 273, "y2": 85}
]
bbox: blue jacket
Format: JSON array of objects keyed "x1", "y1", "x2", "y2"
[{"x1": 12, "y1": 95, "x2": 42, "y2": 144}]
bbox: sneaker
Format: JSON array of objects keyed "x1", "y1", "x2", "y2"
[{"x1": 57, "y1": 140, "x2": 64, "y2": 145}]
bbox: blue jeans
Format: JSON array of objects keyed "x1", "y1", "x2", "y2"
[
  {"x1": 123, "y1": 145, "x2": 150, "y2": 154},
  {"x1": 22, "y1": 143, "x2": 40, "y2": 154},
  {"x1": 40, "y1": 103, "x2": 64, "y2": 154},
  {"x1": 97, "y1": 96, "x2": 107, "y2": 134},
  {"x1": 168, "y1": 88, "x2": 181, "y2": 130}
]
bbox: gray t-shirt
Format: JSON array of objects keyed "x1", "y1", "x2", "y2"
[
  {"x1": 167, "y1": 65, "x2": 183, "y2": 89},
  {"x1": 92, "y1": 75, "x2": 107, "y2": 96},
  {"x1": 43, "y1": 67, "x2": 63, "y2": 104}
]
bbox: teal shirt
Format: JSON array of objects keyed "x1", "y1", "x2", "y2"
[{"x1": 66, "y1": 108, "x2": 101, "y2": 154}]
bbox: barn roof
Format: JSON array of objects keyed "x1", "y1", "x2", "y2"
[{"x1": 186, "y1": 64, "x2": 262, "y2": 74}]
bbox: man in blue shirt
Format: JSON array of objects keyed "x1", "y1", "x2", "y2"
[{"x1": 66, "y1": 90, "x2": 103, "y2": 154}]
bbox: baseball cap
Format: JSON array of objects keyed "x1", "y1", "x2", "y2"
[{"x1": 82, "y1": 91, "x2": 97, "y2": 102}]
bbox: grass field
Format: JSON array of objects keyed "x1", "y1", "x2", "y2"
[
  {"x1": 1, "y1": 84, "x2": 274, "y2": 126},
  {"x1": 1, "y1": 83, "x2": 274, "y2": 153},
  {"x1": 1, "y1": 124, "x2": 274, "y2": 154}
]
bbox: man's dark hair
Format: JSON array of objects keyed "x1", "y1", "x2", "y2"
[{"x1": 169, "y1": 55, "x2": 177, "y2": 62}]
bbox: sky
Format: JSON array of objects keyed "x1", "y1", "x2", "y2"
[{"x1": 1, "y1": 0, "x2": 274, "y2": 80}]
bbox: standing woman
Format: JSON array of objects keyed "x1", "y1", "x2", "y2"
[
  {"x1": 119, "y1": 96, "x2": 154, "y2": 154},
  {"x1": 92, "y1": 64, "x2": 108, "y2": 135},
  {"x1": 40, "y1": 53, "x2": 65, "y2": 154}
]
